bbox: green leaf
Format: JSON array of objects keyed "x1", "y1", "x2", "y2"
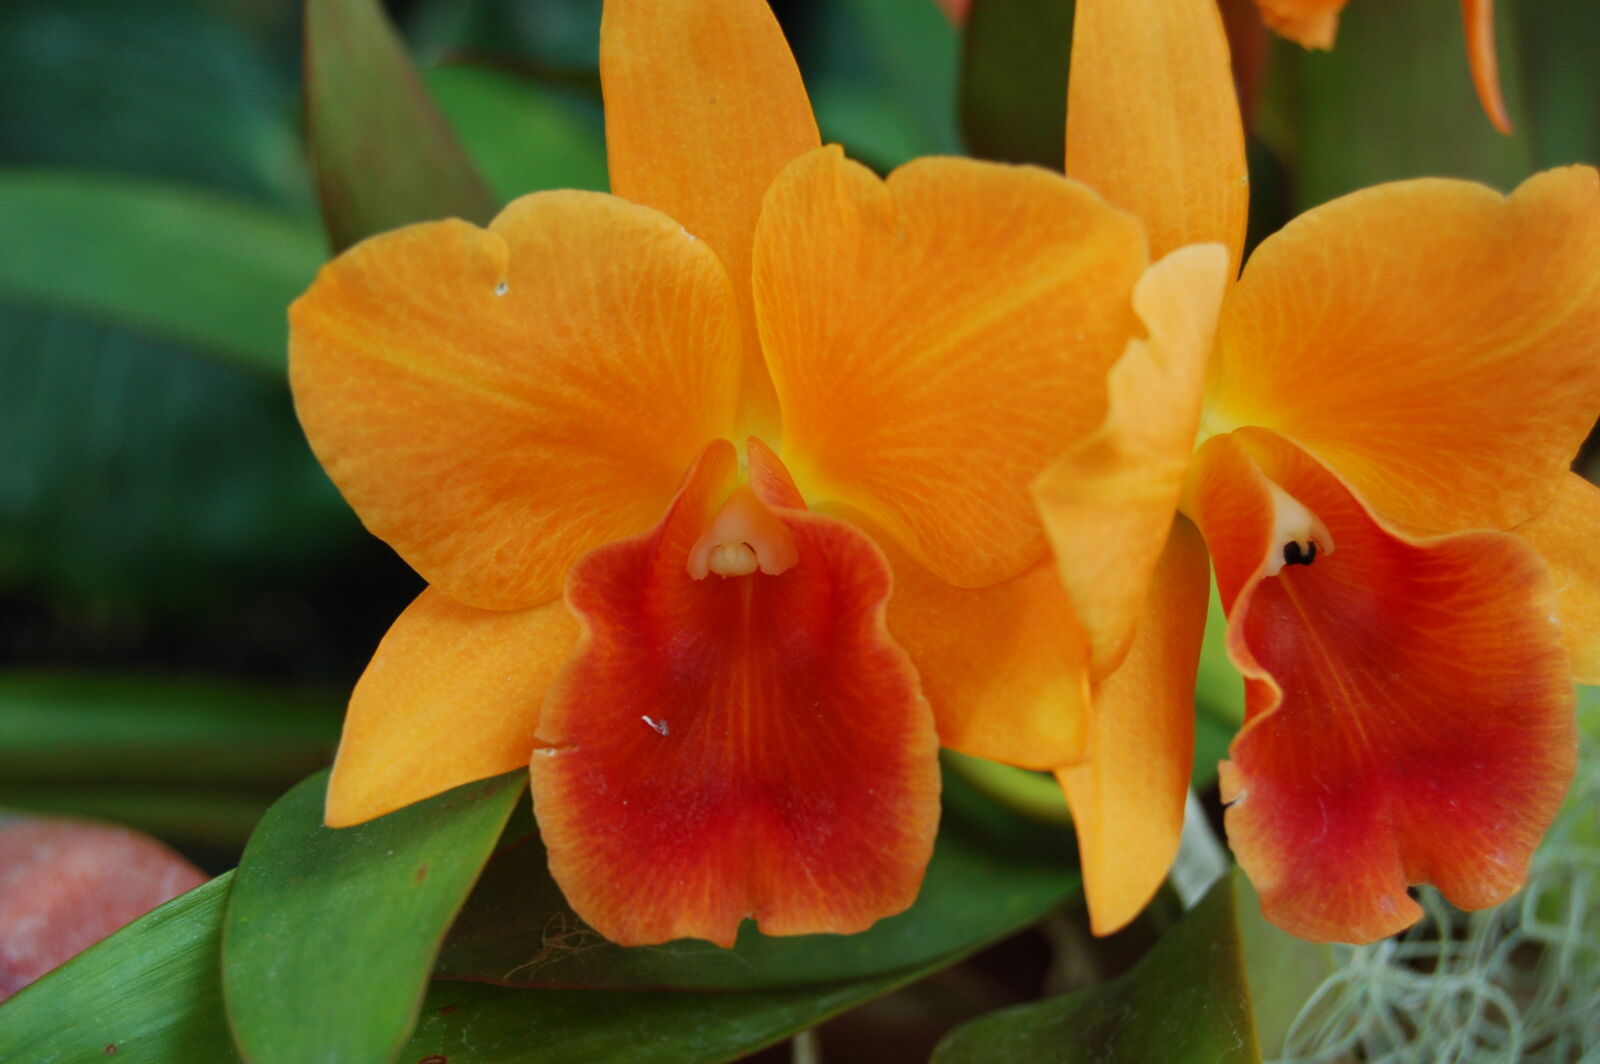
[
  {"x1": 0, "y1": 672, "x2": 338, "y2": 789},
  {"x1": 405, "y1": 0, "x2": 604, "y2": 77},
  {"x1": 0, "y1": 874, "x2": 241, "y2": 1063},
  {"x1": 0, "y1": 868, "x2": 939, "y2": 1064},
  {"x1": 436, "y1": 781, "x2": 1080, "y2": 989},
  {"x1": 960, "y1": 0, "x2": 1073, "y2": 168},
  {"x1": 1260, "y1": 0, "x2": 1536, "y2": 209},
  {"x1": 1234, "y1": 876, "x2": 1337, "y2": 1058},
  {"x1": 0, "y1": 0, "x2": 307, "y2": 207},
  {"x1": 798, "y1": 0, "x2": 963, "y2": 170},
  {"x1": 0, "y1": 303, "x2": 356, "y2": 609},
  {"x1": 1515, "y1": 0, "x2": 1600, "y2": 168},
  {"x1": 424, "y1": 64, "x2": 608, "y2": 201},
  {"x1": 931, "y1": 870, "x2": 1262, "y2": 1064},
  {"x1": 0, "y1": 171, "x2": 322, "y2": 375},
  {"x1": 400, "y1": 971, "x2": 920, "y2": 1064},
  {"x1": 222, "y1": 770, "x2": 524, "y2": 1064},
  {"x1": 305, "y1": 0, "x2": 499, "y2": 250}
]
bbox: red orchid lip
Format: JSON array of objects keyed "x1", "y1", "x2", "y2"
[
  {"x1": 529, "y1": 439, "x2": 941, "y2": 947},
  {"x1": 1194, "y1": 429, "x2": 1575, "y2": 943}
]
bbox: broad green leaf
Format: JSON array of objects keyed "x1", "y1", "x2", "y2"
[
  {"x1": 436, "y1": 777, "x2": 1080, "y2": 989},
  {"x1": 932, "y1": 870, "x2": 1262, "y2": 1063},
  {"x1": 222, "y1": 770, "x2": 524, "y2": 1064},
  {"x1": 400, "y1": 971, "x2": 919, "y2": 1064},
  {"x1": 0, "y1": 0, "x2": 307, "y2": 207},
  {"x1": 1515, "y1": 0, "x2": 1600, "y2": 168},
  {"x1": 0, "y1": 672, "x2": 337, "y2": 788},
  {"x1": 0, "y1": 171, "x2": 322, "y2": 375},
  {"x1": 305, "y1": 0, "x2": 498, "y2": 250},
  {"x1": 1234, "y1": 877, "x2": 1337, "y2": 1058},
  {"x1": 424, "y1": 64, "x2": 608, "y2": 201},
  {"x1": 1260, "y1": 0, "x2": 1535, "y2": 209},
  {"x1": 0, "y1": 874, "x2": 240, "y2": 1064},
  {"x1": 1, "y1": 867, "x2": 942, "y2": 1064},
  {"x1": 960, "y1": 0, "x2": 1073, "y2": 168},
  {"x1": 798, "y1": 0, "x2": 963, "y2": 170},
  {"x1": 0, "y1": 303, "x2": 357, "y2": 609}
]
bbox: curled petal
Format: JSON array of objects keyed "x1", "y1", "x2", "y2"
[
  {"x1": 1057, "y1": 516, "x2": 1211, "y2": 935},
  {"x1": 756, "y1": 147, "x2": 1147, "y2": 589},
  {"x1": 1190, "y1": 429, "x2": 1575, "y2": 943},
  {"x1": 1069, "y1": 0, "x2": 1250, "y2": 275},
  {"x1": 290, "y1": 191, "x2": 742, "y2": 610},
  {"x1": 601, "y1": 0, "x2": 819, "y2": 434},
  {"x1": 1034, "y1": 243, "x2": 1229, "y2": 679},
  {"x1": 326, "y1": 588, "x2": 578, "y2": 827},
  {"x1": 1515, "y1": 473, "x2": 1600, "y2": 684},
  {"x1": 531, "y1": 441, "x2": 940, "y2": 947},
  {"x1": 1463, "y1": 0, "x2": 1512, "y2": 135},
  {"x1": 1211, "y1": 167, "x2": 1600, "y2": 535}
]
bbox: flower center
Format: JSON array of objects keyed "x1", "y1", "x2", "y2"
[
  {"x1": 686, "y1": 486, "x2": 799, "y2": 580},
  {"x1": 1263, "y1": 479, "x2": 1334, "y2": 577}
]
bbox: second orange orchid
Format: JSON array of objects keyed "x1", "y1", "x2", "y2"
[{"x1": 1041, "y1": 0, "x2": 1600, "y2": 943}]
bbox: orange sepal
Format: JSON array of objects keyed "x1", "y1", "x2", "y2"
[
  {"x1": 325, "y1": 588, "x2": 578, "y2": 828},
  {"x1": 1067, "y1": 0, "x2": 1249, "y2": 276},
  {"x1": 1515, "y1": 473, "x2": 1600, "y2": 685},
  {"x1": 530, "y1": 441, "x2": 940, "y2": 947},
  {"x1": 1034, "y1": 243, "x2": 1229, "y2": 679},
  {"x1": 1463, "y1": 0, "x2": 1512, "y2": 135},
  {"x1": 1252, "y1": 0, "x2": 1346, "y2": 49},
  {"x1": 601, "y1": 0, "x2": 819, "y2": 435},
  {"x1": 289, "y1": 190, "x2": 742, "y2": 611},
  {"x1": 1190, "y1": 429, "x2": 1575, "y2": 943},
  {"x1": 1057, "y1": 516, "x2": 1211, "y2": 936},
  {"x1": 756, "y1": 147, "x2": 1146, "y2": 589},
  {"x1": 1211, "y1": 167, "x2": 1600, "y2": 536}
]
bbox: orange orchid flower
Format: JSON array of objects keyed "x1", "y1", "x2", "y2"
[
  {"x1": 1255, "y1": 0, "x2": 1512, "y2": 133},
  {"x1": 288, "y1": 0, "x2": 1210, "y2": 947},
  {"x1": 1038, "y1": 0, "x2": 1600, "y2": 943}
]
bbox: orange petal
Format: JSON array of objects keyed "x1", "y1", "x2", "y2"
[
  {"x1": 1252, "y1": 0, "x2": 1346, "y2": 49},
  {"x1": 756, "y1": 147, "x2": 1147, "y2": 589},
  {"x1": 325, "y1": 587, "x2": 578, "y2": 828},
  {"x1": 1056, "y1": 516, "x2": 1211, "y2": 936},
  {"x1": 601, "y1": 0, "x2": 820, "y2": 437},
  {"x1": 1211, "y1": 167, "x2": 1600, "y2": 535},
  {"x1": 1067, "y1": 0, "x2": 1249, "y2": 276},
  {"x1": 1463, "y1": 0, "x2": 1512, "y2": 135},
  {"x1": 1034, "y1": 244, "x2": 1230, "y2": 679},
  {"x1": 1515, "y1": 473, "x2": 1600, "y2": 685},
  {"x1": 844, "y1": 509, "x2": 1089, "y2": 770},
  {"x1": 290, "y1": 191, "x2": 742, "y2": 610},
  {"x1": 531, "y1": 441, "x2": 940, "y2": 947},
  {"x1": 1189, "y1": 429, "x2": 1575, "y2": 943}
]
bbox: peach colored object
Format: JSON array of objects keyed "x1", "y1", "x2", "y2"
[{"x1": 0, "y1": 817, "x2": 206, "y2": 999}]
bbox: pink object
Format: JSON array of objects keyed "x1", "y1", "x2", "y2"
[
  {"x1": 0, "y1": 816, "x2": 207, "y2": 999},
  {"x1": 934, "y1": 0, "x2": 971, "y2": 24}
]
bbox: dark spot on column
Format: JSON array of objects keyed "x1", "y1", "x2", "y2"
[{"x1": 414, "y1": 863, "x2": 429, "y2": 884}]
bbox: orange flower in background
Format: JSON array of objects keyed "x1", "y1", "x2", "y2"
[
  {"x1": 1039, "y1": 0, "x2": 1600, "y2": 942},
  {"x1": 1255, "y1": 0, "x2": 1512, "y2": 133},
  {"x1": 289, "y1": 0, "x2": 1206, "y2": 946}
]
